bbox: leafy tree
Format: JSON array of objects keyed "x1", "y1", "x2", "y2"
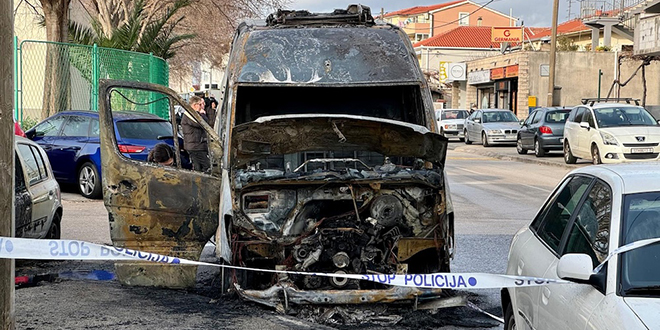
[
  {"x1": 557, "y1": 36, "x2": 579, "y2": 51},
  {"x1": 69, "y1": 0, "x2": 194, "y2": 60}
]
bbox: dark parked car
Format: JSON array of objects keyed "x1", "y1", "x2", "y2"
[
  {"x1": 15, "y1": 136, "x2": 63, "y2": 239},
  {"x1": 26, "y1": 110, "x2": 188, "y2": 199},
  {"x1": 517, "y1": 107, "x2": 571, "y2": 157}
]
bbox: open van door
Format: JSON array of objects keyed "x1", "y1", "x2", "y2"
[{"x1": 98, "y1": 80, "x2": 223, "y2": 288}]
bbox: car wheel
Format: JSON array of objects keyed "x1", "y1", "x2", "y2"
[
  {"x1": 564, "y1": 141, "x2": 577, "y2": 164},
  {"x1": 482, "y1": 132, "x2": 491, "y2": 147},
  {"x1": 516, "y1": 135, "x2": 527, "y2": 154},
  {"x1": 78, "y1": 162, "x2": 102, "y2": 199},
  {"x1": 504, "y1": 302, "x2": 516, "y2": 330},
  {"x1": 47, "y1": 212, "x2": 61, "y2": 239},
  {"x1": 591, "y1": 144, "x2": 602, "y2": 165},
  {"x1": 534, "y1": 139, "x2": 546, "y2": 157},
  {"x1": 464, "y1": 130, "x2": 472, "y2": 145},
  {"x1": 459, "y1": 138, "x2": 465, "y2": 142}
]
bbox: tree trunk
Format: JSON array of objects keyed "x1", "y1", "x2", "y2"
[{"x1": 40, "y1": 0, "x2": 71, "y2": 120}]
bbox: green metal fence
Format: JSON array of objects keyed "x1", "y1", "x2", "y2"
[{"x1": 14, "y1": 38, "x2": 169, "y2": 126}]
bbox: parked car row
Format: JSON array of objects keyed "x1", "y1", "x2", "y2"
[
  {"x1": 437, "y1": 100, "x2": 660, "y2": 165},
  {"x1": 24, "y1": 110, "x2": 188, "y2": 199}
]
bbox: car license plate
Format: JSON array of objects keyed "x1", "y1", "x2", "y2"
[{"x1": 631, "y1": 148, "x2": 654, "y2": 154}]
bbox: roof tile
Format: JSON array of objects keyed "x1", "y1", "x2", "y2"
[{"x1": 384, "y1": 0, "x2": 464, "y2": 18}]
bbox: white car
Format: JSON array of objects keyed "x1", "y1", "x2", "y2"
[
  {"x1": 563, "y1": 102, "x2": 660, "y2": 164},
  {"x1": 436, "y1": 109, "x2": 469, "y2": 141},
  {"x1": 502, "y1": 163, "x2": 660, "y2": 330},
  {"x1": 15, "y1": 136, "x2": 63, "y2": 239}
]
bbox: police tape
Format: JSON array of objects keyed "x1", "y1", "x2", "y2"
[{"x1": 0, "y1": 236, "x2": 572, "y2": 290}]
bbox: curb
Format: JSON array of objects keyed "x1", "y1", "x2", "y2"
[{"x1": 453, "y1": 146, "x2": 581, "y2": 170}]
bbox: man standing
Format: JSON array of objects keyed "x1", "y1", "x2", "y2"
[{"x1": 182, "y1": 96, "x2": 211, "y2": 172}]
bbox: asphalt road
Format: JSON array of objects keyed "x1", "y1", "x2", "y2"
[{"x1": 14, "y1": 145, "x2": 577, "y2": 329}]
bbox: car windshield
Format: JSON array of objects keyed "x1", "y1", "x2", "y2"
[
  {"x1": 545, "y1": 110, "x2": 571, "y2": 123},
  {"x1": 116, "y1": 120, "x2": 172, "y2": 140},
  {"x1": 594, "y1": 106, "x2": 658, "y2": 128},
  {"x1": 483, "y1": 111, "x2": 518, "y2": 123},
  {"x1": 620, "y1": 192, "x2": 660, "y2": 296},
  {"x1": 441, "y1": 110, "x2": 468, "y2": 120}
]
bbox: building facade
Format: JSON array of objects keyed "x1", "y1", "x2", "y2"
[{"x1": 457, "y1": 51, "x2": 660, "y2": 118}]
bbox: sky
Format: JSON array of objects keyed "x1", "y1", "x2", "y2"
[{"x1": 286, "y1": 0, "x2": 574, "y2": 28}]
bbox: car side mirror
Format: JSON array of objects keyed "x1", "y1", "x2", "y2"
[
  {"x1": 579, "y1": 122, "x2": 590, "y2": 129},
  {"x1": 557, "y1": 254, "x2": 593, "y2": 281},
  {"x1": 520, "y1": 120, "x2": 525, "y2": 126}
]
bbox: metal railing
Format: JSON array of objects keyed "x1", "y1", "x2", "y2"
[{"x1": 14, "y1": 39, "x2": 169, "y2": 126}]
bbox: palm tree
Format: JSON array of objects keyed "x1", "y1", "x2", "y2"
[{"x1": 69, "y1": 0, "x2": 195, "y2": 60}]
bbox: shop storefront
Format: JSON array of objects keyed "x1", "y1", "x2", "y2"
[
  {"x1": 467, "y1": 70, "x2": 495, "y2": 109},
  {"x1": 491, "y1": 65, "x2": 519, "y2": 114}
]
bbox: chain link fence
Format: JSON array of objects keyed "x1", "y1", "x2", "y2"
[{"x1": 14, "y1": 39, "x2": 169, "y2": 128}]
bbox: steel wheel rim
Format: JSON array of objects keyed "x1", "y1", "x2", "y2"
[
  {"x1": 564, "y1": 144, "x2": 570, "y2": 161},
  {"x1": 79, "y1": 166, "x2": 95, "y2": 195},
  {"x1": 482, "y1": 134, "x2": 487, "y2": 145}
]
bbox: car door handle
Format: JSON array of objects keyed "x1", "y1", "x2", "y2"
[{"x1": 542, "y1": 287, "x2": 551, "y2": 305}]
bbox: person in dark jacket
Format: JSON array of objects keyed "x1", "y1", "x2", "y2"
[{"x1": 182, "y1": 96, "x2": 211, "y2": 172}]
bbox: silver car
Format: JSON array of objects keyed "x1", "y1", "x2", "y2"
[
  {"x1": 436, "y1": 109, "x2": 469, "y2": 141},
  {"x1": 464, "y1": 109, "x2": 520, "y2": 147},
  {"x1": 15, "y1": 136, "x2": 63, "y2": 238}
]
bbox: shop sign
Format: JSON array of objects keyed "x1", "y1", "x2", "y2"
[
  {"x1": 447, "y1": 63, "x2": 466, "y2": 81},
  {"x1": 468, "y1": 70, "x2": 491, "y2": 85},
  {"x1": 505, "y1": 65, "x2": 519, "y2": 78},
  {"x1": 495, "y1": 80, "x2": 510, "y2": 91},
  {"x1": 491, "y1": 67, "x2": 505, "y2": 80},
  {"x1": 491, "y1": 27, "x2": 523, "y2": 43}
]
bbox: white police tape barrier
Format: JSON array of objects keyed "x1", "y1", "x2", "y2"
[{"x1": 0, "y1": 236, "x2": 577, "y2": 290}]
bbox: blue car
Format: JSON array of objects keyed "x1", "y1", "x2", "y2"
[{"x1": 26, "y1": 110, "x2": 188, "y2": 199}]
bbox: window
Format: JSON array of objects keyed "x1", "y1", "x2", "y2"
[
  {"x1": 415, "y1": 33, "x2": 429, "y2": 41},
  {"x1": 90, "y1": 119, "x2": 100, "y2": 137},
  {"x1": 573, "y1": 107, "x2": 586, "y2": 123},
  {"x1": 458, "y1": 12, "x2": 469, "y2": 26},
  {"x1": 564, "y1": 181, "x2": 612, "y2": 267},
  {"x1": 116, "y1": 120, "x2": 172, "y2": 140},
  {"x1": 532, "y1": 111, "x2": 543, "y2": 124},
  {"x1": 594, "y1": 106, "x2": 659, "y2": 128},
  {"x1": 583, "y1": 109, "x2": 596, "y2": 128},
  {"x1": 524, "y1": 111, "x2": 537, "y2": 125},
  {"x1": 533, "y1": 176, "x2": 593, "y2": 254},
  {"x1": 33, "y1": 146, "x2": 48, "y2": 180},
  {"x1": 15, "y1": 153, "x2": 26, "y2": 193},
  {"x1": 61, "y1": 116, "x2": 92, "y2": 137},
  {"x1": 34, "y1": 115, "x2": 67, "y2": 137},
  {"x1": 545, "y1": 110, "x2": 570, "y2": 123},
  {"x1": 17, "y1": 144, "x2": 41, "y2": 185}
]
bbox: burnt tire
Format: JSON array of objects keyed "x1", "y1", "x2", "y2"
[
  {"x1": 78, "y1": 162, "x2": 102, "y2": 199},
  {"x1": 534, "y1": 139, "x2": 546, "y2": 157},
  {"x1": 504, "y1": 302, "x2": 516, "y2": 330},
  {"x1": 564, "y1": 141, "x2": 577, "y2": 164},
  {"x1": 46, "y1": 212, "x2": 61, "y2": 239},
  {"x1": 516, "y1": 135, "x2": 527, "y2": 154},
  {"x1": 464, "y1": 130, "x2": 472, "y2": 144}
]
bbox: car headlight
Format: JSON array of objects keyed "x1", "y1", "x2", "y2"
[
  {"x1": 600, "y1": 132, "x2": 619, "y2": 146},
  {"x1": 488, "y1": 129, "x2": 502, "y2": 135},
  {"x1": 444, "y1": 124, "x2": 457, "y2": 130}
]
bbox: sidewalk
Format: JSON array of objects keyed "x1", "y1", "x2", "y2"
[{"x1": 450, "y1": 143, "x2": 592, "y2": 169}]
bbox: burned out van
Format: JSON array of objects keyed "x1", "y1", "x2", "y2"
[{"x1": 98, "y1": 5, "x2": 453, "y2": 306}]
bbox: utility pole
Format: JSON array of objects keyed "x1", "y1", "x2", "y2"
[
  {"x1": 0, "y1": 0, "x2": 15, "y2": 328},
  {"x1": 547, "y1": 0, "x2": 560, "y2": 106}
]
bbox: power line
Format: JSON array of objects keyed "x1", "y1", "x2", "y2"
[{"x1": 428, "y1": 0, "x2": 498, "y2": 30}]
